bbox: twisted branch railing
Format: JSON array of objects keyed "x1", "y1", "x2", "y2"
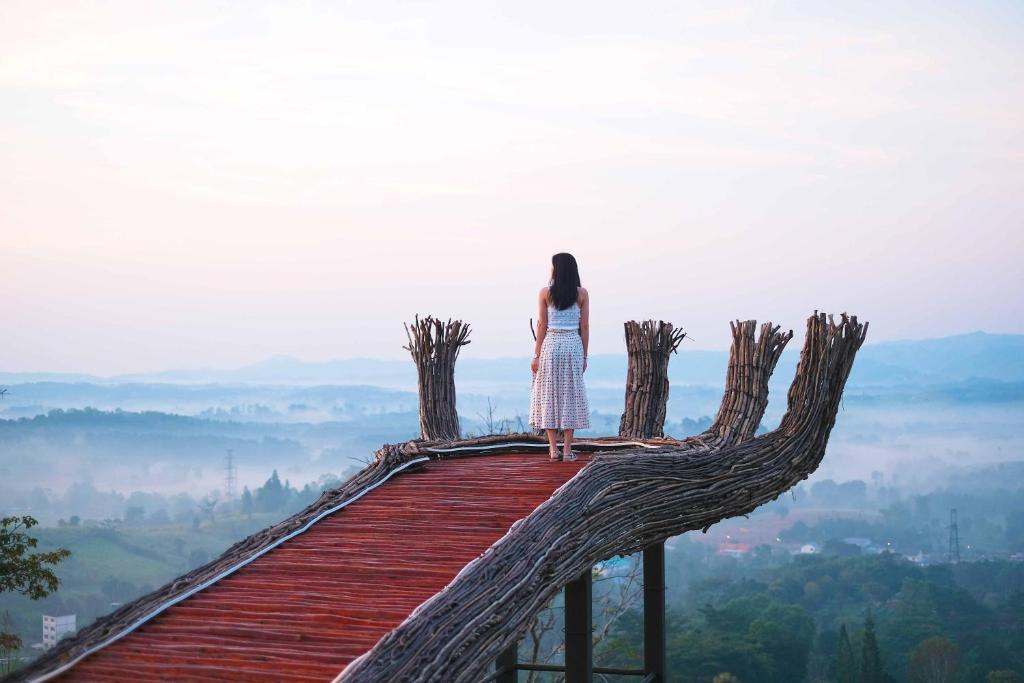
[
  {"x1": 9, "y1": 313, "x2": 859, "y2": 683},
  {"x1": 700, "y1": 320, "x2": 794, "y2": 447},
  {"x1": 618, "y1": 320, "x2": 687, "y2": 439},
  {"x1": 335, "y1": 312, "x2": 866, "y2": 683},
  {"x1": 411, "y1": 317, "x2": 788, "y2": 453},
  {"x1": 404, "y1": 315, "x2": 471, "y2": 441}
]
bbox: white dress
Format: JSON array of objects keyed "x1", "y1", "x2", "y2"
[{"x1": 529, "y1": 293, "x2": 591, "y2": 430}]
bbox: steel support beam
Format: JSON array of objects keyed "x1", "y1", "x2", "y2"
[
  {"x1": 643, "y1": 542, "x2": 666, "y2": 682},
  {"x1": 564, "y1": 568, "x2": 593, "y2": 682},
  {"x1": 494, "y1": 642, "x2": 517, "y2": 683}
]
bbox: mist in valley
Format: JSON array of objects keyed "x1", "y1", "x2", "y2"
[{"x1": 2, "y1": 331, "x2": 1021, "y2": 522}]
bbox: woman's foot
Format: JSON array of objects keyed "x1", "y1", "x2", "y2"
[
  {"x1": 563, "y1": 449, "x2": 578, "y2": 462},
  {"x1": 549, "y1": 446, "x2": 562, "y2": 462}
]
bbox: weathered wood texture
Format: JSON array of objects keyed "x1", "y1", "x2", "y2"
[
  {"x1": 404, "y1": 315, "x2": 471, "y2": 441},
  {"x1": 336, "y1": 312, "x2": 867, "y2": 683},
  {"x1": 701, "y1": 320, "x2": 794, "y2": 446},
  {"x1": 618, "y1": 320, "x2": 687, "y2": 439},
  {"x1": 409, "y1": 318, "x2": 789, "y2": 454}
]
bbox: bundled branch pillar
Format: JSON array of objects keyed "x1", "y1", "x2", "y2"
[
  {"x1": 403, "y1": 315, "x2": 471, "y2": 441},
  {"x1": 705, "y1": 320, "x2": 793, "y2": 445},
  {"x1": 619, "y1": 320, "x2": 686, "y2": 439}
]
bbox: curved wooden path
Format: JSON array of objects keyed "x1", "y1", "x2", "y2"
[{"x1": 52, "y1": 453, "x2": 589, "y2": 682}]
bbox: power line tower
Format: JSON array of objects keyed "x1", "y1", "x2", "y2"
[
  {"x1": 947, "y1": 508, "x2": 960, "y2": 564},
  {"x1": 224, "y1": 449, "x2": 237, "y2": 503}
]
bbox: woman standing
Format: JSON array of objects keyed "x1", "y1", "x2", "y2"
[{"x1": 530, "y1": 252, "x2": 591, "y2": 461}]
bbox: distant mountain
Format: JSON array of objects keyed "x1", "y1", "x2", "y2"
[
  {"x1": 121, "y1": 356, "x2": 419, "y2": 386},
  {"x1": 2, "y1": 332, "x2": 1021, "y2": 388},
  {"x1": 858, "y1": 331, "x2": 1024, "y2": 382}
]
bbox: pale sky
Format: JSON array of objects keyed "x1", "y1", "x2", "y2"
[{"x1": 2, "y1": 1, "x2": 1022, "y2": 374}]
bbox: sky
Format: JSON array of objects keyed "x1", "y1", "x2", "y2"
[{"x1": 2, "y1": 0, "x2": 1022, "y2": 374}]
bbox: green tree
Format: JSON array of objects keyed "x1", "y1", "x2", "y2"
[
  {"x1": 860, "y1": 607, "x2": 887, "y2": 683},
  {"x1": 241, "y1": 486, "x2": 254, "y2": 520},
  {"x1": 668, "y1": 629, "x2": 772, "y2": 683},
  {"x1": 908, "y1": 636, "x2": 958, "y2": 683},
  {"x1": 0, "y1": 515, "x2": 71, "y2": 669},
  {"x1": 256, "y1": 470, "x2": 288, "y2": 512},
  {"x1": 888, "y1": 577, "x2": 943, "y2": 656},
  {"x1": 1, "y1": 611, "x2": 19, "y2": 675},
  {"x1": 1004, "y1": 510, "x2": 1024, "y2": 553},
  {"x1": 1, "y1": 516, "x2": 70, "y2": 598},
  {"x1": 836, "y1": 623, "x2": 857, "y2": 683},
  {"x1": 748, "y1": 601, "x2": 816, "y2": 681}
]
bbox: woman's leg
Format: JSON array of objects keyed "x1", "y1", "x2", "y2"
[
  {"x1": 545, "y1": 428, "x2": 559, "y2": 460},
  {"x1": 562, "y1": 428, "x2": 574, "y2": 456}
]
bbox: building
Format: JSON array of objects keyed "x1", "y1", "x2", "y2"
[
  {"x1": 717, "y1": 541, "x2": 753, "y2": 557},
  {"x1": 842, "y1": 536, "x2": 872, "y2": 549},
  {"x1": 42, "y1": 614, "x2": 76, "y2": 650}
]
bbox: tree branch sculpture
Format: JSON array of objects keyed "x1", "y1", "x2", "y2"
[
  {"x1": 698, "y1": 320, "x2": 794, "y2": 447},
  {"x1": 403, "y1": 315, "x2": 471, "y2": 441},
  {"x1": 618, "y1": 320, "x2": 687, "y2": 439},
  {"x1": 336, "y1": 312, "x2": 867, "y2": 683}
]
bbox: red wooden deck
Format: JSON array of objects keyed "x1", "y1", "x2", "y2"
[{"x1": 53, "y1": 452, "x2": 589, "y2": 682}]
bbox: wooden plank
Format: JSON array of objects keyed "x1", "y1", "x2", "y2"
[{"x1": 53, "y1": 453, "x2": 588, "y2": 682}]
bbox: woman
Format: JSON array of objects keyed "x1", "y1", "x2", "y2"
[{"x1": 529, "y1": 252, "x2": 591, "y2": 462}]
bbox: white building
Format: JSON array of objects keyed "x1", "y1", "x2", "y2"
[{"x1": 42, "y1": 614, "x2": 76, "y2": 649}]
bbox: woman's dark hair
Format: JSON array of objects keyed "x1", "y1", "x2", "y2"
[{"x1": 548, "y1": 252, "x2": 581, "y2": 310}]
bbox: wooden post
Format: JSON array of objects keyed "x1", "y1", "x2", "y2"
[
  {"x1": 564, "y1": 568, "x2": 593, "y2": 682},
  {"x1": 403, "y1": 315, "x2": 471, "y2": 441},
  {"x1": 644, "y1": 542, "x2": 666, "y2": 682},
  {"x1": 704, "y1": 320, "x2": 793, "y2": 446},
  {"x1": 619, "y1": 320, "x2": 686, "y2": 439},
  {"x1": 495, "y1": 643, "x2": 517, "y2": 683}
]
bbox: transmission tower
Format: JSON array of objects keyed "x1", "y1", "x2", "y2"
[
  {"x1": 224, "y1": 449, "x2": 237, "y2": 503},
  {"x1": 947, "y1": 508, "x2": 960, "y2": 564}
]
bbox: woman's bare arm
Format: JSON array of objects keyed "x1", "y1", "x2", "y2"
[
  {"x1": 579, "y1": 287, "x2": 589, "y2": 360},
  {"x1": 533, "y1": 287, "x2": 548, "y2": 359}
]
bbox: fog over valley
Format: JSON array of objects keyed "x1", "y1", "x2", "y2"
[{"x1": 2, "y1": 331, "x2": 1021, "y2": 523}]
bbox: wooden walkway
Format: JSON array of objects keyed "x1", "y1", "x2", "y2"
[{"x1": 52, "y1": 453, "x2": 589, "y2": 682}]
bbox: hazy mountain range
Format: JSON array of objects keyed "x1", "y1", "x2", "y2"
[
  {"x1": 3, "y1": 331, "x2": 1022, "y2": 388},
  {"x1": 2, "y1": 331, "x2": 1021, "y2": 505}
]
